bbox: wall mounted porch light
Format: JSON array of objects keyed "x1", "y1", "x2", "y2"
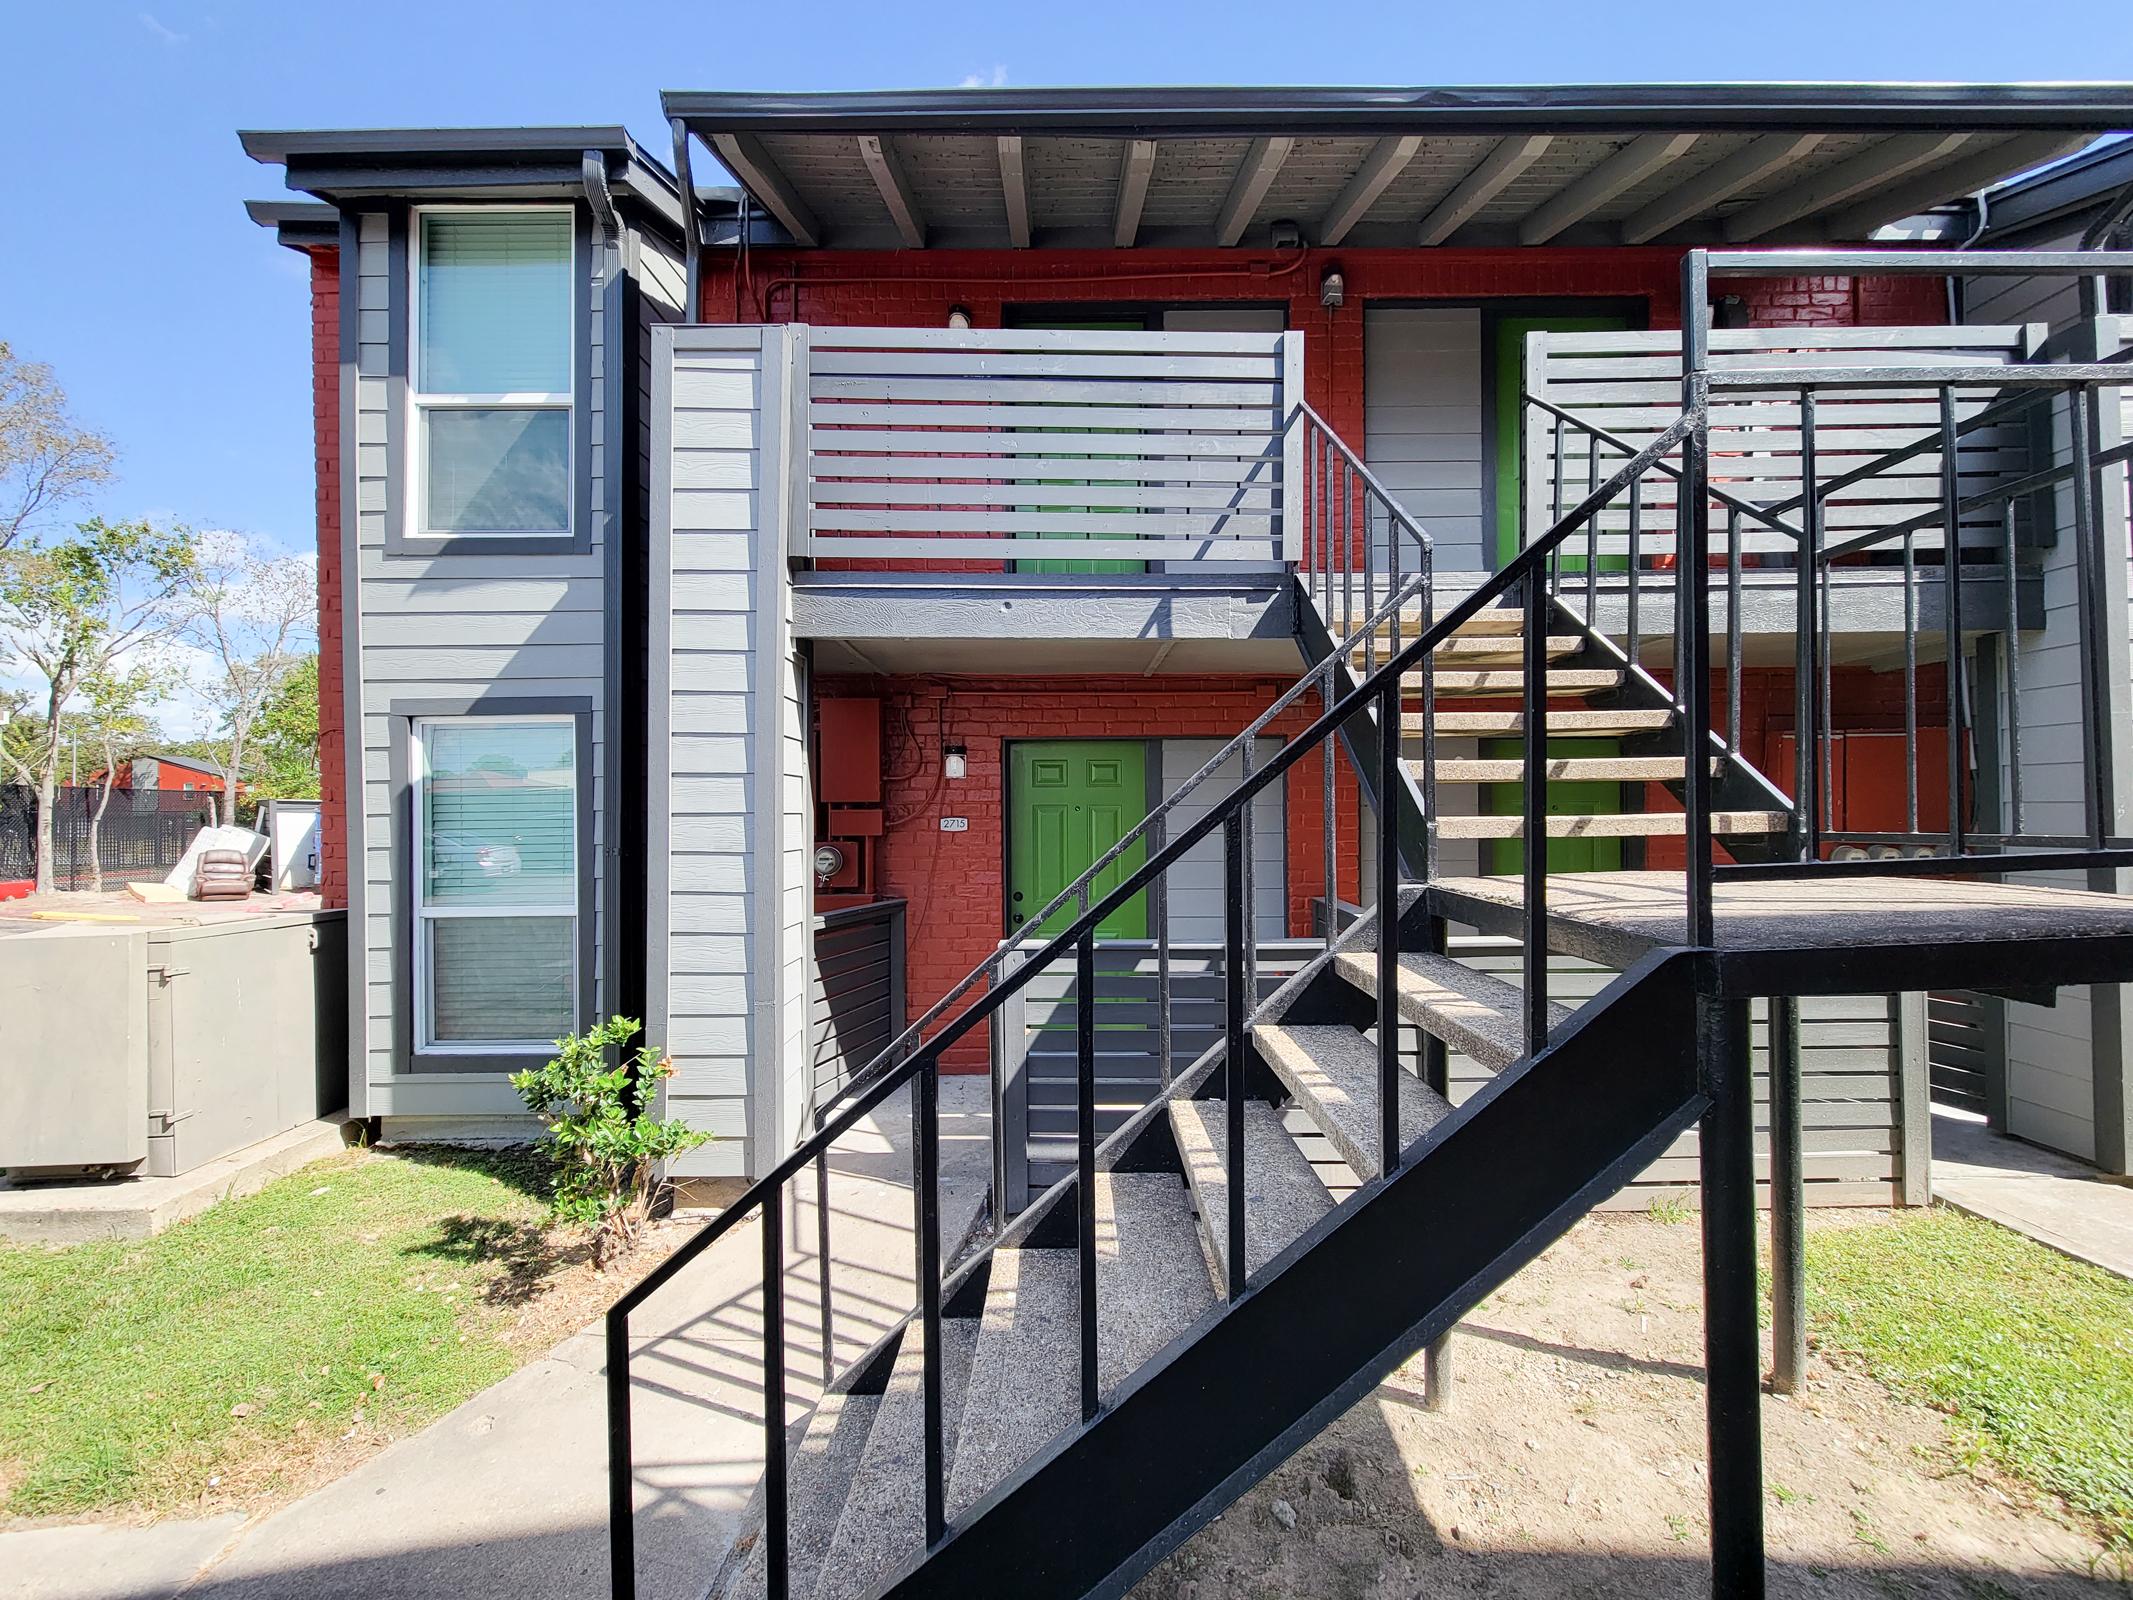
[{"x1": 943, "y1": 743, "x2": 968, "y2": 780}]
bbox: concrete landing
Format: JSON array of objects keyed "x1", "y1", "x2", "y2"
[
  {"x1": 0, "y1": 1117, "x2": 353, "y2": 1244},
  {"x1": 1931, "y1": 1108, "x2": 2133, "y2": 1281}
]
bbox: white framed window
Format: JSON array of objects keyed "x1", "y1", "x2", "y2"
[
  {"x1": 410, "y1": 206, "x2": 574, "y2": 538},
  {"x1": 412, "y1": 715, "x2": 579, "y2": 1052}
]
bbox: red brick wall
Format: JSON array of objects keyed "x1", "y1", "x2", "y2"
[
  {"x1": 818, "y1": 675, "x2": 1363, "y2": 1072},
  {"x1": 309, "y1": 246, "x2": 347, "y2": 910},
  {"x1": 699, "y1": 245, "x2": 1945, "y2": 452}
]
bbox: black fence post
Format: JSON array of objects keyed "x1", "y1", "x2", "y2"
[{"x1": 1699, "y1": 993, "x2": 1765, "y2": 1598}]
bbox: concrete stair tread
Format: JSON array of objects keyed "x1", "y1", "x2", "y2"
[
  {"x1": 945, "y1": 1248, "x2": 1079, "y2": 1521},
  {"x1": 1168, "y1": 1096, "x2": 1333, "y2": 1290},
  {"x1": 939, "y1": 1174, "x2": 1214, "y2": 1524},
  {"x1": 1251, "y1": 1022, "x2": 1454, "y2": 1176},
  {"x1": 1096, "y1": 1172, "x2": 1217, "y2": 1393},
  {"x1": 1352, "y1": 634, "x2": 1580, "y2": 662},
  {"x1": 724, "y1": 1390, "x2": 883, "y2": 1600},
  {"x1": 1421, "y1": 756, "x2": 1716, "y2": 783},
  {"x1": 1424, "y1": 669, "x2": 1625, "y2": 696},
  {"x1": 1415, "y1": 708, "x2": 1675, "y2": 736},
  {"x1": 1332, "y1": 949, "x2": 1567, "y2": 1073},
  {"x1": 1367, "y1": 605, "x2": 1524, "y2": 637},
  {"x1": 1435, "y1": 810, "x2": 1789, "y2": 840},
  {"x1": 815, "y1": 1315, "x2": 980, "y2": 1600}
]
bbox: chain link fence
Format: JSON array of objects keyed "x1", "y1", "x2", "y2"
[{"x1": 0, "y1": 785, "x2": 221, "y2": 892}]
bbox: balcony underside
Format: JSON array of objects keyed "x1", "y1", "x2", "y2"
[{"x1": 796, "y1": 570, "x2": 1301, "y2": 675}]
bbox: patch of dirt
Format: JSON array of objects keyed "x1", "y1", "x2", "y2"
[{"x1": 1133, "y1": 1213, "x2": 2131, "y2": 1599}]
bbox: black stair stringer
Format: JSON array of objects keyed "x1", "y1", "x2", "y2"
[{"x1": 874, "y1": 948, "x2": 1710, "y2": 1600}]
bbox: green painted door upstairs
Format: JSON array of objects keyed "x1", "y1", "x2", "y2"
[
  {"x1": 1008, "y1": 741, "x2": 1149, "y2": 940},
  {"x1": 1015, "y1": 317, "x2": 1146, "y2": 575},
  {"x1": 1485, "y1": 736, "x2": 1625, "y2": 875}
]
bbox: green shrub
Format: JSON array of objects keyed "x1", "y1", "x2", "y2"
[{"x1": 510, "y1": 1017, "x2": 709, "y2": 1268}]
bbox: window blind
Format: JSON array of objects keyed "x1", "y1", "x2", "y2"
[{"x1": 418, "y1": 211, "x2": 572, "y2": 395}]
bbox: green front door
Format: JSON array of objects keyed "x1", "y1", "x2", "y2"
[
  {"x1": 1008, "y1": 741, "x2": 1149, "y2": 939},
  {"x1": 1490, "y1": 313, "x2": 1635, "y2": 571},
  {"x1": 1017, "y1": 318, "x2": 1145, "y2": 575},
  {"x1": 1485, "y1": 736, "x2": 1626, "y2": 875}
]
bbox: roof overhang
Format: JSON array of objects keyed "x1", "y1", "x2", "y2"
[
  {"x1": 244, "y1": 198, "x2": 338, "y2": 251},
  {"x1": 1977, "y1": 136, "x2": 2133, "y2": 243},
  {"x1": 239, "y1": 126, "x2": 685, "y2": 239},
  {"x1": 663, "y1": 83, "x2": 2133, "y2": 252}
]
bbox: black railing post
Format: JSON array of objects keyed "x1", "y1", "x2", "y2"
[
  {"x1": 1769, "y1": 996, "x2": 1806, "y2": 1396},
  {"x1": 2068, "y1": 382, "x2": 2110, "y2": 848},
  {"x1": 815, "y1": 1130, "x2": 834, "y2": 1385},
  {"x1": 1223, "y1": 814, "x2": 1248, "y2": 1302},
  {"x1": 1522, "y1": 568, "x2": 1549, "y2": 1053},
  {"x1": 1679, "y1": 250, "x2": 1716, "y2": 948},
  {"x1": 1795, "y1": 390, "x2": 1820, "y2": 861},
  {"x1": 1939, "y1": 386, "x2": 1966, "y2": 857},
  {"x1": 606, "y1": 1309, "x2": 635, "y2": 1600},
  {"x1": 1698, "y1": 992, "x2": 1765, "y2": 1598},
  {"x1": 1076, "y1": 931, "x2": 1100, "y2": 1423},
  {"x1": 914, "y1": 1064, "x2": 945, "y2": 1547},
  {"x1": 1904, "y1": 526, "x2": 1920, "y2": 836},
  {"x1": 763, "y1": 1194, "x2": 789, "y2": 1599},
  {"x1": 1377, "y1": 680, "x2": 1401, "y2": 1179},
  {"x1": 1421, "y1": 538, "x2": 1439, "y2": 882},
  {"x1": 1321, "y1": 664, "x2": 1338, "y2": 953},
  {"x1": 2002, "y1": 498, "x2": 2024, "y2": 837}
]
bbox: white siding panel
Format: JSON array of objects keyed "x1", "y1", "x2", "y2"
[
  {"x1": 1160, "y1": 738, "x2": 1285, "y2": 943},
  {"x1": 1364, "y1": 307, "x2": 1486, "y2": 574}
]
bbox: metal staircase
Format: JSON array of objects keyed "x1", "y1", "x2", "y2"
[{"x1": 611, "y1": 248, "x2": 2133, "y2": 1600}]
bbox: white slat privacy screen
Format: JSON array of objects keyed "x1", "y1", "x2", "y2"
[{"x1": 416, "y1": 717, "x2": 577, "y2": 1047}]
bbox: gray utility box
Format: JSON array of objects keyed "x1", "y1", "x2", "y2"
[{"x1": 0, "y1": 912, "x2": 346, "y2": 1181}]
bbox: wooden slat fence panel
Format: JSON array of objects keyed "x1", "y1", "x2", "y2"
[
  {"x1": 1927, "y1": 989, "x2": 2003, "y2": 1119},
  {"x1": 809, "y1": 899, "x2": 906, "y2": 1114},
  {"x1": 801, "y1": 327, "x2": 1297, "y2": 571},
  {"x1": 1524, "y1": 324, "x2": 2041, "y2": 562}
]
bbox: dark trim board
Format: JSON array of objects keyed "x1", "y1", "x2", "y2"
[
  {"x1": 338, "y1": 212, "x2": 367, "y2": 1121},
  {"x1": 384, "y1": 693, "x2": 598, "y2": 1076}
]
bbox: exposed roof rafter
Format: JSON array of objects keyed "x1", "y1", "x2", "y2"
[
  {"x1": 857, "y1": 133, "x2": 925, "y2": 248},
  {"x1": 1721, "y1": 132, "x2": 1972, "y2": 241},
  {"x1": 998, "y1": 135, "x2": 1031, "y2": 247},
  {"x1": 1318, "y1": 135, "x2": 1422, "y2": 246},
  {"x1": 1114, "y1": 138, "x2": 1158, "y2": 248},
  {"x1": 1619, "y1": 133, "x2": 1824, "y2": 243},
  {"x1": 1820, "y1": 132, "x2": 2092, "y2": 237},
  {"x1": 711, "y1": 131, "x2": 821, "y2": 246},
  {"x1": 1417, "y1": 135, "x2": 1553, "y2": 245},
  {"x1": 1519, "y1": 132, "x2": 1700, "y2": 244},
  {"x1": 1214, "y1": 135, "x2": 1294, "y2": 247}
]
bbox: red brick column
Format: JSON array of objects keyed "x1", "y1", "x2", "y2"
[{"x1": 309, "y1": 246, "x2": 347, "y2": 910}]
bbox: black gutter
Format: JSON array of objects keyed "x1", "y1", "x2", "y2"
[{"x1": 661, "y1": 82, "x2": 2133, "y2": 138}]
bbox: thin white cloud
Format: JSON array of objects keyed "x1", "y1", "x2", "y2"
[
  {"x1": 959, "y1": 65, "x2": 1009, "y2": 88},
  {"x1": 139, "y1": 11, "x2": 188, "y2": 45}
]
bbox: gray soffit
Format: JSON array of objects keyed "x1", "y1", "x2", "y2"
[
  {"x1": 662, "y1": 84, "x2": 2133, "y2": 252},
  {"x1": 245, "y1": 198, "x2": 338, "y2": 250},
  {"x1": 239, "y1": 126, "x2": 686, "y2": 238}
]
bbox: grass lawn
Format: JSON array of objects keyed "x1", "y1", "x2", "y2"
[
  {"x1": 0, "y1": 1146, "x2": 619, "y2": 1522},
  {"x1": 1806, "y1": 1208, "x2": 2133, "y2": 1549}
]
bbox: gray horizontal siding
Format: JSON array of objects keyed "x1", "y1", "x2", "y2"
[
  {"x1": 1159, "y1": 737, "x2": 1285, "y2": 944},
  {"x1": 655, "y1": 324, "x2": 811, "y2": 1178},
  {"x1": 349, "y1": 205, "x2": 610, "y2": 1119}
]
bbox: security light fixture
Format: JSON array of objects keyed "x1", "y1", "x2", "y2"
[
  {"x1": 946, "y1": 305, "x2": 974, "y2": 329},
  {"x1": 1319, "y1": 266, "x2": 1346, "y2": 310},
  {"x1": 943, "y1": 743, "x2": 968, "y2": 780}
]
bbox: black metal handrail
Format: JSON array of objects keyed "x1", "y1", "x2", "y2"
[{"x1": 605, "y1": 400, "x2": 1694, "y2": 1600}]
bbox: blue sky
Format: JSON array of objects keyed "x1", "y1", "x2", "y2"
[{"x1": 3, "y1": 0, "x2": 2131, "y2": 554}]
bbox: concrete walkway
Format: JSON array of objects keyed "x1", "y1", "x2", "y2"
[
  {"x1": 1931, "y1": 1106, "x2": 2133, "y2": 1280},
  {"x1": 0, "y1": 1077, "x2": 992, "y2": 1600}
]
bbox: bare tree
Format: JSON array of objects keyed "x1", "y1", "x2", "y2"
[
  {"x1": 74, "y1": 663, "x2": 164, "y2": 890},
  {"x1": 0, "y1": 341, "x2": 117, "y2": 551},
  {"x1": 183, "y1": 535, "x2": 318, "y2": 826},
  {"x1": 0, "y1": 518, "x2": 196, "y2": 892}
]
